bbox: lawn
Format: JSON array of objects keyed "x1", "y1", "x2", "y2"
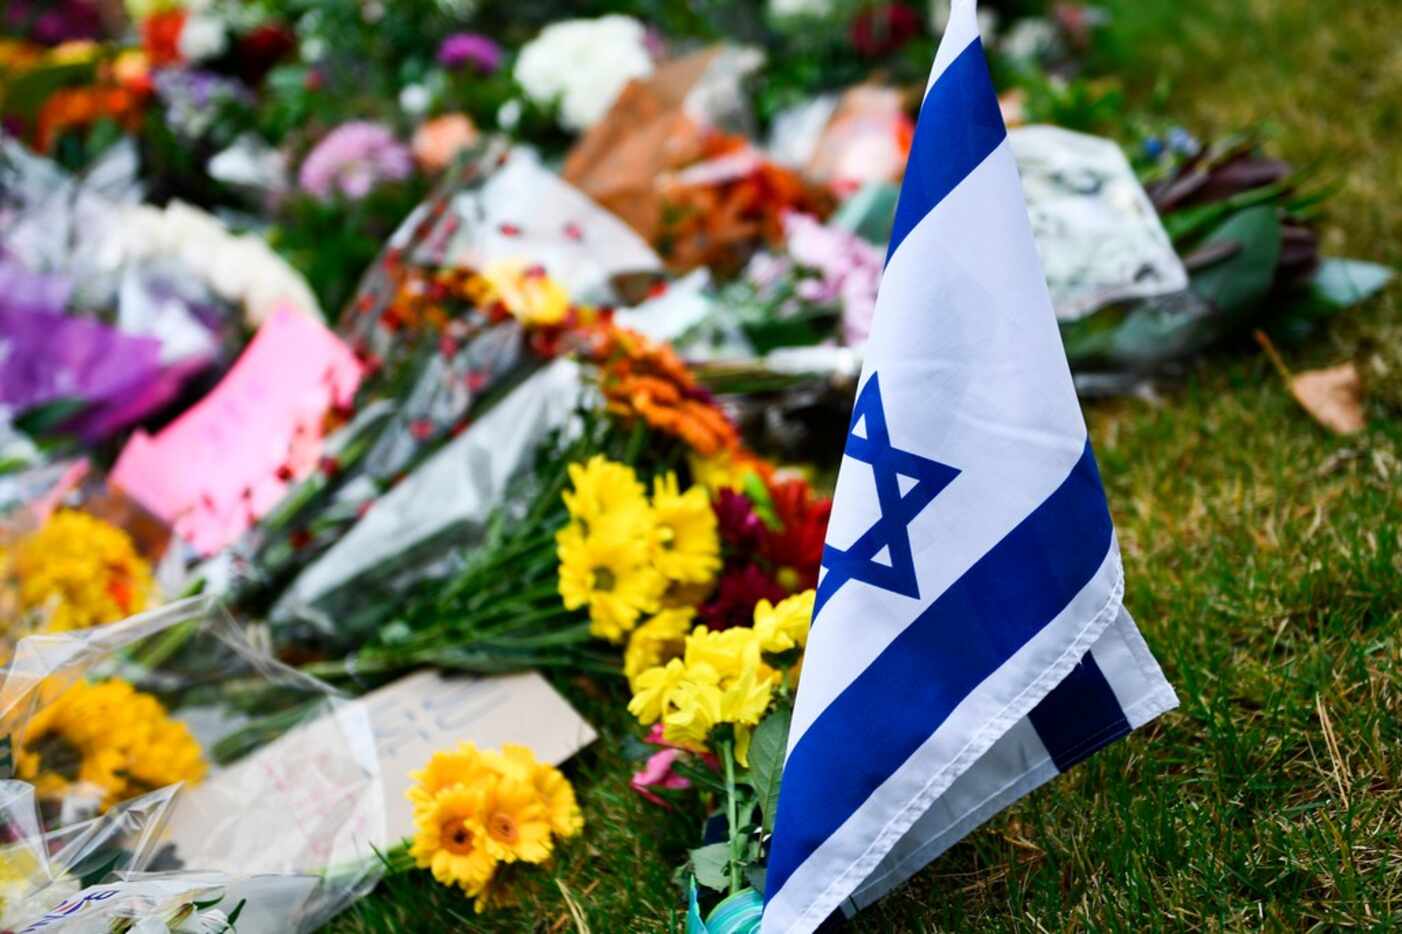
[{"x1": 329, "y1": 0, "x2": 1402, "y2": 929}]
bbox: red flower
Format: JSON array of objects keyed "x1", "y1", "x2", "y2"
[
  {"x1": 236, "y1": 23, "x2": 297, "y2": 84},
  {"x1": 141, "y1": 9, "x2": 187, "y2": 68},
  {"x1": 850, "y1": 3, "x2": 923, "y2": 58},
  {"x1": 762, "y1": 478, "x2": 831, "y2": 591},
  {"x1": 698, "y1": 565, "x2": 786, "y2": 631}
]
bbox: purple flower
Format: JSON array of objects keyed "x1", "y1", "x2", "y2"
[
  {"x1": 436, "y1": 33, "x2": 503, "y2": 73},
  {"x1": 298, "y1": 121, "x2": 413, "y2": 201}
]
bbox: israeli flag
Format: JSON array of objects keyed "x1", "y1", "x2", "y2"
[{"x1": 761, "y1": 4, "x2": 1178, "y2": 931}]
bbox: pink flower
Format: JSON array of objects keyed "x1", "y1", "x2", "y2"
[
  {"x1": 631, "y1": 748, "x2": 690, "y2": 806},
  {"x1": 298, "y1": 121, "x2": 413, "y2": 201},
  {"x1": 782, "y1": 212, "x2": 884, "y2": 346}
]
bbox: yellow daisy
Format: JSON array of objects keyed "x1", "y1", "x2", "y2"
[
  {"x1": 16, "y1": 679, "x2": 204, "y2": 809},
  {"x1": 410, "y1": 784, "x2": 497, "y2": 895},
  {"x1": 561, "y1": 456, "x2": 652, "y2": 539},
  {"x1": 479, "y1": 776, "x2": 554, "y2": 865},
  {"x1": 557, "y1": 525, "x2": 664, "y2": 642},
  {"x1": 532, "y1": 762, "x2": 584, "y2": 839},
  {"x1": 649, "y1": 473, "x2": 721, "y2": 585},
  {"x1": 408, "y1": 742, "x2": 496, "y2": 813},
  {"x1": 483, "y1": 745, "x2": 585, "y2": 840}
]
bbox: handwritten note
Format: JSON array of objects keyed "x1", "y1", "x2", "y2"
[
  {"x1": 110, "y1": 306, "x2": 362, "y2": 554},
  {"x1": 365, "y1": 670, "x2": 597, "y2": 840},
  {"x1": 163, "y1": 670, "x2": 596, "y2": 871}
]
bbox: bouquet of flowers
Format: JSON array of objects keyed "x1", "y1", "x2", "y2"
[{"x1": 0, "y1": 596, "x2": 384, "y2": 932}]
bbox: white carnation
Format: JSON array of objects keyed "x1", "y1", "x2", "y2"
[
  {"x1": 1001, "y1": 17, "x2": 1058, "y2": 63},
  {"x1": 178, "y1": 14, "x2": 229, "y2": 63},
  {"x1": 514, "y1": 15, "x2": 654, "y2": 132},
  {"x1": 399, "y1": 83, "x2": 431, "y2": 117},
  {"x1": 112, "y1": 201, "x2": 322, "y2": 325},
  {"x1": 767, "y1": 0, "x2": 833, "y2": 18}
]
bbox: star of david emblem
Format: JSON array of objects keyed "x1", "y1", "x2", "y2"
[{"x1": 815, "y1": 374, "x2": 961, "y2": 615}]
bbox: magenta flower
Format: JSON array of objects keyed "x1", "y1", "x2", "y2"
[
  {"x1": 714, "y1": 488, "x2": 765, "y2": 552},
  {"x1": 698, "y1": 564, "x2": 787, "y2": 632},
  {"x1": 297, "y1": 121, "x2": 413, "y2": 201},
  {"x1": 436, "y1": 33, "x2": 503, "y2": 73},
  {"x1": 631, "y1": 748, "x2": 690, "y2": 806}
]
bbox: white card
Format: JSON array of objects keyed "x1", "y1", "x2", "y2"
[{"x1": 363, "y1": 670, "x2": 597, "y2": 840}]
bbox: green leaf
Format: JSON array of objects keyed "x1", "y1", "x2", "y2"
[
  {"x1": 74, "y1": 848, "x2": 126, "y2": 888},
  {"x1": 225, "y1": 898, "x2": 247, "y2": 928},
  {"x1": 690, "y1": 842, "x2": 733, "y2": 893},
  {"x1": 1188, "y1": 205, "x2": 1282, "y2": 319},
  {"x1": 747, "y1": 704, "x2": 792, "y2": 835},
  {"x1": 13, "y1": 397, "x2": 87, "y2": 437}
]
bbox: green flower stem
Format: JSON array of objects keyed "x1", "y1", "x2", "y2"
[{"x1": 721, "y1": 738, "x2": 742, "y2": 896}]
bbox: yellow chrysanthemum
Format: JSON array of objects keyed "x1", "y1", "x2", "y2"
[
  {"x1": 2, "y1": 510, "x2": 156, "y2": 636},
  {"x1": 15, "y1": 679, "x2": 204, "y2": 809},
  {"x1": 649, "y1": 473, "x2": 721, "y2": 585},
  {"x1": 477, "y1": 259, "x2": 570, "y2": 325},
  {"x1": 629, "y1": 623, "x2": 785, "y2": 751},
  {"x1": 410, "y1": 784, "x2": 497, "y2": 896},
  {"x1": 561, "y1": 456, "x2": 653, "y2": 539},
  {"x1": 718, "y1": 660, "x2": 776, "y2": 730},
  {"x1": 683, "y1": 626, "x2": 764, "y2": 680},
  {"x1": 752, "y1": 589, "x2": 816, "y2": 653},
  {"x1": 661, "y1": 675, "x2": 725, "y2": 748},
  {"x1": 557, "y1": 525, "x2": 664, "y2": 642},
  {"x1": 624, "y1": 608, "x2": 695, "y2": 690},
  {"x1": 627, "y1": 657, "x2": 690, "y2": 725}
]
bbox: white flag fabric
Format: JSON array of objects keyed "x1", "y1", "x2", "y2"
[{"x1": 760, "y1": 4, "x2": 1178, "y2": 931}]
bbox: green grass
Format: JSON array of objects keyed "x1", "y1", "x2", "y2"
[{"x1": 328, "y1": 0, "x2": 1402, "y2": 929}]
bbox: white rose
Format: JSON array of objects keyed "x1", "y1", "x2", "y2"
[
  {"x1": 514, "y1": 15, "x2": 654, "y2": 132},
  {"x1": 178, "y1": 14, "x2": 229, "y2": 63}
]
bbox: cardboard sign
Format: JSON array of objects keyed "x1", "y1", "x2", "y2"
[
  {"x1": 110, "y1": 306, "x2": 362, "y2": 554},
  {"x1": 364, "y1": 670, "x2": 597, "y2": 841},
  {"x1": 165, "y1": 670, "x2": 596, "y2": 871}
]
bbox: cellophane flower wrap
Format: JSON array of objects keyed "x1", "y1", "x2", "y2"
[{"x1": 0, "y1": 596, "x2": 384, "y2": 932}]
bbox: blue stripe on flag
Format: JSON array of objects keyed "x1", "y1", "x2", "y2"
[
  {"x1": 1027, "y1": 650, "x2": 1132, "y2": 773},
  {"x1": 885, "y1": 37, "x2": 1007, "y2": 266},
  {"x1": 765, "y1": 441, "x2": 1114, "y2": 904}
]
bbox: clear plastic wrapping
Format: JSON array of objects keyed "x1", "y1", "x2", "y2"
[{"x1": 0, "y1": 597, "x2": 383, "y2": 932}]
